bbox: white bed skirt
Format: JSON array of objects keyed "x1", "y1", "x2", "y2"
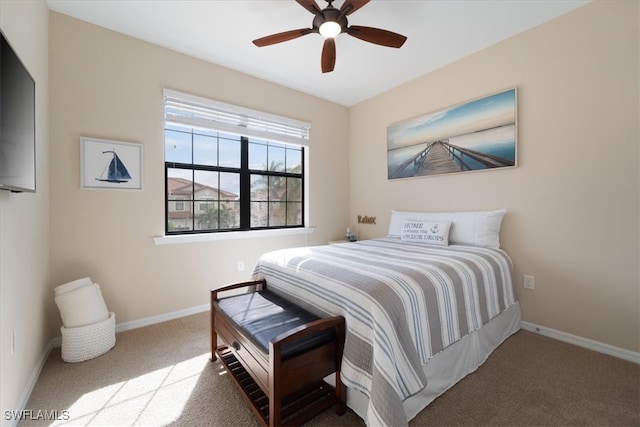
[{"x1": 327, "y1": 302, "x2": 522, "y2": 424}]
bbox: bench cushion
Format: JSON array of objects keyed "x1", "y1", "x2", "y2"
[{"x1": 216, "y1": 290, "x2": 335, "y2": 359}]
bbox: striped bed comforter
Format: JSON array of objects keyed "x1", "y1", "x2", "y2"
[{"x1": 251, "y1": 238, "x2": 517, "y2": 427}]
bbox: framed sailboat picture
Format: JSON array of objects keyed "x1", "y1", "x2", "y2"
[{"x1": 81, "y1": 137, "x2": 143, "y2": 190}]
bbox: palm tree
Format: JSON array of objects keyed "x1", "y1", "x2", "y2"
[
  {"x1": 251, "y1": 161, "x2": 286, "y2": 226},
  {"x1": 250, "y1": 161, "x2": 303, "y2": 226},
  {"x1": 285, "y1": 165, "x2": 302, "y2": 225}
]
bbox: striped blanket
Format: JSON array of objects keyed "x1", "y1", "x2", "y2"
[{"x1": 251, "y1": 238, "x2": 517, "y2": 426}]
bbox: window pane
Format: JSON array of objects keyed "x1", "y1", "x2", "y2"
[
  {"x1": 269, "y1": 202, "x2": 286, "y2": 226},
  {"x1": 221, "y1": 201, "x2": 240, "y2": 229},
  {"x1": 250, "y1": 174, "x2": 268, "y2": 201},
  {"x1": 195, "y1": 201, "x2": 240, "y2": 231},
  {"x1": 249, "y1": 140, "x2": 268, "y2": 170},
  {"x1": 251, "y1": 201, "x2": 268, "y2": 228},
  {"x1": 286, "y1": 147, "x2": 302, "y2": 173},
  {"x1": 220, "y1": 172, "x2": 240, "y2": 200},
  {"x1": 287, "y1": 202, "x2": 302, "y2": 225},
  {"x1": 167, "y1": 168, "x2": 193, "y2": 200},
  {"x1": 193, "y1": 134, "x2": 217, "y2": 166},
  {"x1": 196, "y1": 200, "x2": 219, "y2": 230},
  {"x1": 269, "y1": 176, "x2": 286, "y2": 201},
  {"x1": 198, "y1": 199, "x2": 215, "y2": 211},
  {"x1": 168, "y1": 203, "x2": 193, "y2": 232},
  {"x1": 165, "y1": 130, "x2": 192, "y2": 164},
  {"x1": 219, "y1": 135, "x2": 241, "y2": 168},
  {"x1": 286, "y1": 177, "x2": 302, "y2": 202},
  {"x1": 268, "y1": 145, "x2": 286, "y2": 172},
  {"x1": 194, "y1": 170, "x2": 220, "y2": 201}
]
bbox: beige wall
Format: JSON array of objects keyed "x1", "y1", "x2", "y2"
[
  {"x1": 1, "y1": 0, "x2": 637, "y2": 417},
  {"x1": 349, "y1": 1, "x2": 639, "y2": 352},
  {"x1": 49, "y1": 13, "x2": 349, "y2": 328},
  {"x1": 0, "y1": 1, "x2": 50, "y2": 423}
]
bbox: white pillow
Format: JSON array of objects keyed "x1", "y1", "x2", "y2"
[
  {"x1": 389, "y1": 209, "x2": 506, "y2": 248},
  {"x1": 401, "y1": 219, "x2": 451, "y2": 246}
]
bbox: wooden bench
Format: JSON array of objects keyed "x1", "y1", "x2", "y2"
[{"x1": 211, "y1": 279, "x2": 346, "y2": 426}]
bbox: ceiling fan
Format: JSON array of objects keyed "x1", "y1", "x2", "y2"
[{"x1": 252, "y1": 0, "x2": 407, "y2": 73}]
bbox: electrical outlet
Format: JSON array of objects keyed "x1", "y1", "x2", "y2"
[
  {"x1": 523, "y1": 275, "x2": 535, "y2": 290},
  {"x1": 237, "y1": 261, "x2": 245, "y2": 272}
]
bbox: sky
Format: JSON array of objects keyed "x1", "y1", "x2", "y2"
[{"x1": 387, "y1": 89, "x2": 516, "y2": 150}]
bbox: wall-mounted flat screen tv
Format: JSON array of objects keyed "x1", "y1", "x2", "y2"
[{"x1": 0, "y1": 30, "x2": 36, "y2": 193}]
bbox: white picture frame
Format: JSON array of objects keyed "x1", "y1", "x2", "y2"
[{"x1": 80, "y1": 137, "x2": 143, "y2": 190}]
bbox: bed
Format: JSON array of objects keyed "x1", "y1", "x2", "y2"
[{"x1": 251, "y1": 211, "x2": 520, "y2": 427}]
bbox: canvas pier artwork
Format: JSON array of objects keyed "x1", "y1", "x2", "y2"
[
  {"x1": 81, "y1": 137, "x2": 143, "y2": 190},
  {"x1": 387, "y1": 88, "x2": 517, "y2": 179}
]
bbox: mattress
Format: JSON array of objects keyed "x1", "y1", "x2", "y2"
[
  {"x1": 252, "y1": 238, "x2": 519, "y2": 426},
  {"x1": 338, "y1": 302, "x2": 521, "y2": 422}
]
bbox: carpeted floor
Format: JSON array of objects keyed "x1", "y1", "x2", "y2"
[{"x1": 20, "y1": 312, "x2": 639, "y2": 426}]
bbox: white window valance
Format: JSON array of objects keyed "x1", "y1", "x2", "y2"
[{"x1": 164, "y1": 89, "x2": 310, "y2": 147}]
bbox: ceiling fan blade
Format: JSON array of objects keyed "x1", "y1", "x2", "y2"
[
  {"x1": 321, "y1": 38, "x2": 336, "y2": 73},
  {"x1": 296, "y1": 0, "x2": 322, "y2": 15},
  {"x1": 253, "y1": 28, "x2": 314, "y2": 47},
  {"x1": 347, "y1": 26, "x2": 407, "y2": 48},
  {"x1": 340, "y1": 0, "x2": 370, "y2": 16}
]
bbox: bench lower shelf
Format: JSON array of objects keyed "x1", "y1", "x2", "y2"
[{"x1": 217, "y1": 345, "x2": 338, "y2": 426}]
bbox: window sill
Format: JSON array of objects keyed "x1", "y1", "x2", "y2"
[{"x1": 153, "y1": 227, "x2": 315, "y2": 245}]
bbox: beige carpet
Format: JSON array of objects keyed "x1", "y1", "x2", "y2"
[{"x1": 20, "y1": 312, "x2": 639, "y2": 426}]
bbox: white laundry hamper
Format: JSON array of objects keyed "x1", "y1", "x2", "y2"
[
  {"x1": 61, "y1": 312, "x2": 116, "y2": 362},
  {"x1": 55, "y1": 277, "x2": 116, "y2": 362}
]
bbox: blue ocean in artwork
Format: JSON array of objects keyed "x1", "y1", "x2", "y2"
[
  {"x1": 388, "y1": 124, "x2": 516, "y2": 177},
  {"x1": 387, "y1": 89, "x2": 517, "y2": 178}
]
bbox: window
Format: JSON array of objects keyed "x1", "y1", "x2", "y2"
[
  {"x1": 199, "y1": 198, "x2": 214, "y2": 211},
  {"x1": 164, "y1": 90, "x2": 309, "y2": 235}
]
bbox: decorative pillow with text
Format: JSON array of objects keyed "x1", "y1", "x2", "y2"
[
  {"x1": 389, "y1": 209, "x2": 507, "y2": 248},
  {"x1": 401, "y1": 219, "x2": 451, "y2": 246}
]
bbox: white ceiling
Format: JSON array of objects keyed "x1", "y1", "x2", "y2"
[{"x1": 46, "y1": 0, "x2": 589, "y2": 107}]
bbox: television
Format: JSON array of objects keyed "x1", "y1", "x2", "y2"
[{"x1": 0, "y1": 29, "x2": 35, "y2": 193}]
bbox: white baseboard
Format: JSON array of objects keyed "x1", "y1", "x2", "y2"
[
  {"x1": 7, "y1": 339, "x2": 57, "y2": 427},
  {"x1": 520, "y1": 321, "x2": 640, "y2": 364},
  {"x1": 114, "y1": 304, "x2": 210, "y2": 334}
]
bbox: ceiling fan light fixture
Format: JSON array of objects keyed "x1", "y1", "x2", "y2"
[
  {"x1": 252, "y1": 0, "x2": 407, "y2": 73},
  {"x1": 319, "y1": 21, "x2": 341, "y2": 38}
]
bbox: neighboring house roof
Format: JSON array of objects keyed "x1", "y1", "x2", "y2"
[{"x1": 167, "y1": 177, "x2": 237, "y2": 199}]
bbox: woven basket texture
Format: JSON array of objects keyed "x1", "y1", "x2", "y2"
[{"x1": 61, "y1": 312, "x2": 116, "y2": 363}]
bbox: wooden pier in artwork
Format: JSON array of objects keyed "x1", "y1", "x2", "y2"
[{"x1": 390, "y1": 140, "x2": 514, "y2": 178}]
